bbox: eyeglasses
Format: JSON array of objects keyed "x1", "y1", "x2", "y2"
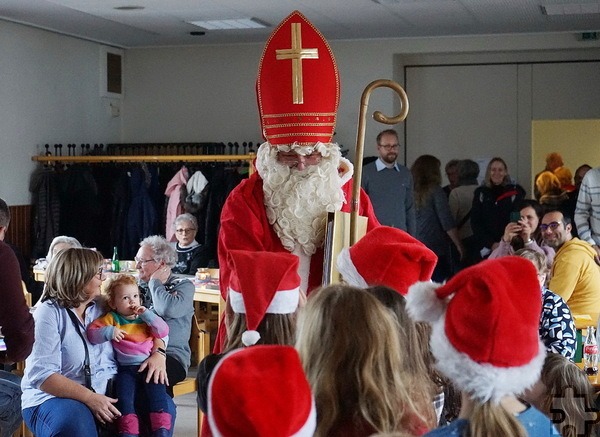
[
  {"x1": 134, "y1": 257, "x2": 156, "y2": 265},
  {"x1": 277, "y1": 152, "x2": 322, "y2": 167},
  {"x1": 539, "y1": 221, "x2": 562, "y2": 232},
  {"x1": 379, "y1": 144, "x2": 399, "y2": 151},
  {"x1": 176, "y1": 228, "x2": 196, "y2": 234},
  {"x1": 97, "y1": 267, "x2": 107, "y2": 280}
]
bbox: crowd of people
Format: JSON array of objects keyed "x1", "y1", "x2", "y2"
[{"x1": 3, "y1": 10, "x2": 600, "y2": 437}]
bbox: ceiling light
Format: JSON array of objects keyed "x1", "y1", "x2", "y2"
[
  {"x1": 113, "y1": 6, "x2": 145, "y2": 11},
  {"x1": 541, "y1": 3, "x2": 600, "y2": 15},
  {"x1": 188, "y1": 18, "x2": 268, "y2": 30}
]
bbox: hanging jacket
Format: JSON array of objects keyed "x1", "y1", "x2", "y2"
[
  {"x1": 164, "y1": 166, "x2": 189, "y2": 241},
  {"x1": 184, "y1": 170, "x2": 209, "y2": 214},
  {"x1": 126, "y1": 165, "x2": 158, "y2": 257},
  {"x1": 29, "y1": 166, "x2": 61, "y2": 258}
]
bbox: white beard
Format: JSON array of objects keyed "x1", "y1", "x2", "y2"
[{"x1": 256, "y1": 142, "x2": 347, "y2": 256}]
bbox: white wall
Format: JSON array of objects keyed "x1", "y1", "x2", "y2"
[
  {"x1": 0, "y1": 21, "x2": 121, "y2": 204},
  {"x1": 123, "y1": 32, "x2": 600, "y2": 165},
  {"x1": 4, "y1": 18, "x2": 600, "y2": 205}
]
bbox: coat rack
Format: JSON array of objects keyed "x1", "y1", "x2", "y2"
[{"x1": 31, "y1": 142, "x2": 257, "y2": 174}]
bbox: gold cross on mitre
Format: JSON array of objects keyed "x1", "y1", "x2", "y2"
[{"x1": 276, "y1": 22, "x2": 319, "y2": 104}]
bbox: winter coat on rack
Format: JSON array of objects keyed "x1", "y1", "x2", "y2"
[
  {"x1": 164, "y1": 166, "x2": 189, "y2": 241},
  {"x1": 184, "y1": 170, "x2": 209, "y2": 214},
  {"x1": 203, "y1": 166, "x2": 244, "y2": 266},
  {"x1": 126, "y1": 165, "x2": 159, "y2": 256},
  {"x1": 58, "y1": 165, "x2": 103, "y2": 249},
  {"x1": 29, "y1": 166, "x2": 61, "y2": 258}
]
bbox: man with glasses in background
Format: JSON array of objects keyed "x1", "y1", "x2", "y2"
[
  {"x1": 361, "y1": 129, "x2": 416, "y2": 235},
  {"x1": 541, "y1": 209, "x2": 600, "y2": 320}
]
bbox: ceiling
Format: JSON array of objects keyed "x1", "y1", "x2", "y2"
[{"x1": 2, "y1": 0, "x2": 600, "y2": 48}]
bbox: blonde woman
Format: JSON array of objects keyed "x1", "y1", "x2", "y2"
[
  {"x1": 471, "y1": 157, "x2": 525, "y2": 256},
  {"x1": 296, "y1": 284, "x2": 434, "y2": 437}
]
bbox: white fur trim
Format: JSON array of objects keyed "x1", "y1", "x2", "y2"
[
  {"x1": 338, "y1": 157, "x2": 353, "y2": 186},
  {"x1": 290, "y1": 399, "x2": 317, "y2": 437},
  {"x1": 336, "y1": 248, "x2": 368, "y2": 288},
  {"x1": 242, "y1": 330, "x2": 261, "y2": 346},
  {"x1": 406, "y1": 281, "x2": 446, "y2": 323},
  {"x1": 293, "y1": 248, "x2": 311, "y2": 295},
  {"x1": 430, "y1": 314, "x2": 546, "y2": 403},
  {"x1": 229, "y1": 287, "x2": 300, "y2": 314}
]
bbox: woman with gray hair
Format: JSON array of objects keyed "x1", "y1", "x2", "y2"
[
  {"x1": 32, "y1": 235, "x2": 83, "y2": 310},
  {"x1": 135, "y1": 235, "x2": 195, "y2": 396},
  {"x1": 171, "y1": 213, "x2": 211, "y2": 275}
]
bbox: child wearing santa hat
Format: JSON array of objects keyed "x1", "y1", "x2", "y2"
[
  {"x1": 337, "y1": 226, "x2": 446, "y2": 424},
  {"x1": 406, "y1": 256, "x2": 557, "y2": 436},
  {"x1": 197, "y1": 249, "x2": 301, "y2": 416},
  {"x1": 207, "y1": 345, "x2": 316, "y2": 437},
  {"x1": 296, "y1": 284, "x2": 435, "y2": 436}
]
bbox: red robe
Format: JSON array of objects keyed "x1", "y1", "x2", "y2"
[{"x1": 214, "y1": 171, "x2": 379, "y2": 352}]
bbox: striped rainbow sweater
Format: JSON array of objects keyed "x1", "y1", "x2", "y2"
[{"x1": 87, "y1": 310, "x2": 169, "y2": 366}]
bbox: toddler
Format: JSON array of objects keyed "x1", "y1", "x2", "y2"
[{"x1": 87, "y1": 274, "x2": 171, "y2": 437}]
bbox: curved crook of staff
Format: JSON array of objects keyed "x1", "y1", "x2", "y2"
[{"x1": 350, "y1": 79, "x2": 409, "y2": 246}]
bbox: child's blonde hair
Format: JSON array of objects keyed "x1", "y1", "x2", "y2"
[
  {"x1": 104, "y1": 274, "x2": 138, "y2": 306},
  {"x1": 538, "y1": 353, "x2": 598, "y2": 437},
  {"x1": 296, "y1": 284, "x2": 434, "y2": 436}
]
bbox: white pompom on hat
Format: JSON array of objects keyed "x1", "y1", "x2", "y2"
[
  {"x1": 227, "y1": 250, "x2": 301, "y2": 346},
  {"x1": 406, "y1": 256, "x2": 546, "y2": 403},
  {"x1": 208, "y1": 345, "x2": 316, "y2": 437},
  {"x1": 337, "y1": 226, "x2": 438, "y2": 295}
]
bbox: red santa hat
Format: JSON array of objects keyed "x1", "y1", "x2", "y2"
[
  {"x1": 406, "y1": 256, "x2": 545, "y2": 403},
  {"x1": 208, "y1": 345, "x2": 316, "y2": 437},
  {"x1": 336, "y1": 226, "x2": 438, "y2": 295},
  {"x1": 228, "y1": 250, "x2": 300, "y2": 346},
  {"x1": 256, "y1": 10, "x2": 339, "y2": 146}
]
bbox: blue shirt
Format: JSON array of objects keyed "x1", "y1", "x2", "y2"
[
  {"x1": 21, "y1": 299, "x2": 118, "y2": 409},
  {"x1": 426, "y1": 405, "x2": 558, "y2": 436},
  {"x1": 362, "y1": 158, "x2": 416, "y2": 234}
]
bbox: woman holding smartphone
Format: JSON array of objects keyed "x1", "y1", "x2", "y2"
[{"x1": 489, "y1": 199, "x2": 555, "y2": 268}]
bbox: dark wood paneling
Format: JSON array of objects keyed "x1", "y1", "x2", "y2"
[{"x1": 6, "y1": 205, "x2": 32, "y2": 260}]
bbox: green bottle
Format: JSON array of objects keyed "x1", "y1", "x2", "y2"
[{"x1": 112, "y1": 246, "x2": 120, "y2": 272}]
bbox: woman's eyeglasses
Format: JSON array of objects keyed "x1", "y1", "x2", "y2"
[
  {"x1": 134, "y1": 257, "x2": 156, "y2": 265},
  {"x1": 97, "y1": 267, "x2": 107, "y2": 280},
  {"x1": 176, "y1": 228, "x2": 196, "y2": 234}
]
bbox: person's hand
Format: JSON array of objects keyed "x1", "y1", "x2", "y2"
[
  {"x1": 130, "y1": 304, "x2": 146, "y2": 315},
  {"x1": 150, "y1": 264, "x2": 171, "y2": 283},
  {"x1": 593, "y1": 245, "x2": 600, "y2": 266},
  {"x1": 84, "y1": 391, "x2": 120, "y2": 425},
  {"x1": 139, "y1": 350, "x2": 168, "y2": 385},
  {"x1": 112, "y1": 329, "x2": 127, "y2": 342},
  {"x1": 298, "y1": 290, "x2": 307, "y2": 307},
  {"x1": 518, "y1": 219, "x2": 533, "y2": 242},
  {"x1": 502, "y1": 222, "x2": 522, "y2": 243}
]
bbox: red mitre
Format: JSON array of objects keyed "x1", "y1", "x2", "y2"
[{"x1": 256, "y1": 10, "x2": 340, "y2": 146}]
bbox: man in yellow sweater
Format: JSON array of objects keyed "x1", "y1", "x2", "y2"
[{"x1": 542, "y1": 210, "x2": 600, "y2": 322}]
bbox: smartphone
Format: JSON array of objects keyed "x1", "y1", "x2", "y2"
[{"x1": 510, "y1": 211, "x2": 521, "y2": 223}]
